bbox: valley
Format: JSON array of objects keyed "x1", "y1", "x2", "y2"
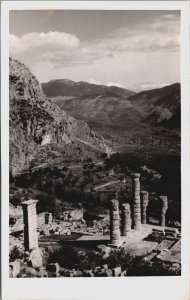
[{"x1": 42, "y1": 79, "x2": 180, "y2": 153}]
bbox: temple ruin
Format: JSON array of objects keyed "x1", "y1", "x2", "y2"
[
  {"x1": 21, "y1": 174, "x2": 169, "y2": 251},
  {"x1": 108, "y1": 173, "x2": 168, "y2": 247}
]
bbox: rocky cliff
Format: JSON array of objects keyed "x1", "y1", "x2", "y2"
[{"x1": 9, "y1": 58, "x2": 111, "y2": 175}]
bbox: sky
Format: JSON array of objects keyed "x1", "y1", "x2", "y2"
[{"x1": 9, "y1": 10, "x2": 180, "y2": 92}]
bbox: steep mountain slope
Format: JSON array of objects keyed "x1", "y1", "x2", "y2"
[{"x1": 9, "y1": 58, "x2": 111, "y2": 175}]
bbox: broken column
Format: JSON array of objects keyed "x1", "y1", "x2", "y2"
[
  {"x1": 121, "y1": 203, "x2": 131, "y2": 236},
  {"x1": 110, "y1": 199, "x2": 120, "y2": 246},
  {"x1": 141, "y1": 191, "x2": 149, "y2": 224},
  {"x1": 159, "y1": 196, "x2": 168, "y2": 227},
  {"x1": 131, "y1": 173, "x2": 141, "y2": 230},
  {"x1": 22, "y1": 199, "x2": 38, "y2": 251},
  {"x1": 45, "y1": 212, "x2": 53, "y2": 225}
]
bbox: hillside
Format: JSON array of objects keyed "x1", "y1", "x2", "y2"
[
  {"x1": 128, "y1": 83, "x2": 180, "y2": 124},
  {"x1": 42, "y1": 80, "x2": 137, "y2": 127},
  {"x1": 42, "y1": 80, "x2": 180, "y2": 127},
  {"x1": 42, "y1": 79, "x2": 180, "y2": 151},
  {"x1": 9, "y1": 58, "x2": 111, "y2": 175}
]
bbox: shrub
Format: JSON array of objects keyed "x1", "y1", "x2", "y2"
[
  {"x1": 128, "y1": 257, "x2": 181, "y2": 276},
  {"x1": 9, "y1": 246, "x2": 23, "y2": 262},
  {"x1": 105, "y1": 248, "x2": 133, "y2": 269},
  {"x1": 48, "y1": 246, "x2": 103, "y2": 271}
]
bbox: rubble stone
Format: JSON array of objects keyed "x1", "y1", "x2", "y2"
[
  {"x1": 120, "y1": 270, "x2": 127, "y2": 276},
  {"x1": 9, "y1": 266, "x2": 13, "y2": 278},
  {"x1": 9, "y1": 260, "x2": 21, "y2": 278},
  {"x1": 28, "y1": 247, "x2": 43, "y2": 268},
  {"x1": 36, "y1": 269, "x2": 48, "y2": 277},
  {"x1": 22, "y1": 266, "x2": 38, "y2": 277},
  {"x1": 105, "y1": 269, "x2": 113, "y2": 277},
  {"x1": 101, "y1": 264, "x2": 108, "y2": 270},
  {"x1": 112, "y1": 266, "x2": 121, "y2": 276}
]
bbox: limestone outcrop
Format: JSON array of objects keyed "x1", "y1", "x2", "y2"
[{"x1": 9, "y1": 57, "x2": 111, "y2": 175}]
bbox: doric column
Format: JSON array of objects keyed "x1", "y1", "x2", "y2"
[
  {"x1": 131, "y1": 173, "x2": 141, "y2": 230},
  {"x1": 121, "y1": 203, "x2": 131, "y2": 236},
  {"x1": 22, "y1": 199, "x2": 38, "y2": 251},
  {"x1": 110, "y1": 199, "x2": 120, "y2": 246},
  {"x1": 159, "y1": 196, "x2": 168, "y2": 227},
  {"x1": 141, "y1": 191, "x2": 149, "y2": 224}
]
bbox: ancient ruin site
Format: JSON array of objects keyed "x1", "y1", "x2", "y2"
[
  {"x1": 9, "y1": 10, "x2": 181, "y2": 278},
  {"x1": 9, "y1": 170, "x2": 181, "y2": 278}
]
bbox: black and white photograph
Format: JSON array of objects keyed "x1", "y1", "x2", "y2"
[{"x1": 1, "y1": 1, "x2": 190, "y2": 299}]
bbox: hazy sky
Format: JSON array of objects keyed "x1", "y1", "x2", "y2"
[{"x1": 9, "y1": 10, "x2": 180, "y2": 91}]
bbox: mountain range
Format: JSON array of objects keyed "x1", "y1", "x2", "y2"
[
  {"x1": 42, "y1": 79, "x2": 180, "y2": 151},
  {"x1": 42, "y1": 79, "x2": 180, "y2": 127}
]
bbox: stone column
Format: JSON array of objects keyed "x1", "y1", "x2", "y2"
[
  {"x1": 141, "y1": 191, "x2": 149, "y2": 224},
  {"x1": 121, "y1": 203, "x2": 131, "y2": 236},
  {"x1": 159, "y1": 196, "x2": 168, "y2": 227},
  {"x1": 131, "y1": 173, "x2": 141, "y2": 230},
  {"x1": 110, "y1": 199, "x2": 120, "y2": 246},
  {"x1": 22, "y1": 199, "x2": 38, "y2": 251},
  {"x1": 45, "y1": 213, "x2": 52, "y2": 225}
]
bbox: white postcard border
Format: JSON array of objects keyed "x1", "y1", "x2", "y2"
[{"x1": 1, "y1": 1, "x2": 190, "y2": 300}]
